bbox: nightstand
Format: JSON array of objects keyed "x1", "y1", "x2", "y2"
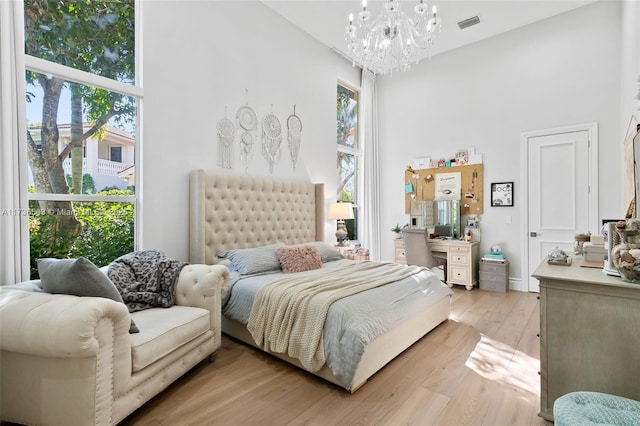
[
  {"x1": 479, "y1": 259, "x2": 509, "y2": 292},
  {"x1": 332, "y1": 244, "x2": 370, "y2": 261}
]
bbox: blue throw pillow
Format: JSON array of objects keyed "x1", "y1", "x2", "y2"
[
  {"x1": 297, "y1": 242, "x2": 344, "y2": 263},
  {"x1": 218, "y1": 243, "x2": 284, "y2": 275}
]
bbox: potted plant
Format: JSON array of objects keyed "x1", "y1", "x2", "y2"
[{"x1": 391, "y1": 224, "x2": 404, "y2": 238}]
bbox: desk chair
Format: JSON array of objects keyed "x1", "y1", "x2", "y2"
[{"x1": 402, "y1": 229, "x2": 448, "y2": 282}]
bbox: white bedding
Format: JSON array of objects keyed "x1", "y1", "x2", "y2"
[{"x1": 222, "y1": 259, "x2": 453, "y2": 388}]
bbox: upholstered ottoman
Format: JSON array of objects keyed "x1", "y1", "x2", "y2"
[{"x1": 553, "y1": 391, "x2": 640, "y2": 426}]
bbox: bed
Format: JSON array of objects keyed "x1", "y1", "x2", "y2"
[{"x1": 189, "y1": 170, "x2": 453, "y2": 392}]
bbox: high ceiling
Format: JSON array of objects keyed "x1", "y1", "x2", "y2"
[{"x1": 262, "y1": 0, "x2": 599, "y2": 62}]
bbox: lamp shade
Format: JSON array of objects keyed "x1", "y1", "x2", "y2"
[{"x1": 328, "y1": 202, "x2": 354, "y2": 220}]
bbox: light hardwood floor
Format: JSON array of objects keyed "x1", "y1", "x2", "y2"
[{"x1": 123, "y1": 288, "x2": 545, "y2": 426}]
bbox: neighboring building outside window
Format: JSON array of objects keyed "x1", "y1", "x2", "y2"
[
  {"x1": 337, "y1": 81, "x2": 360, "y2": 242},
  {"x1": 22, "y1": 1, "x2": 140, "y2": 277}
]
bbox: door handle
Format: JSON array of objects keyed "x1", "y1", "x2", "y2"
[{"x1": 530, "y1": 232, "x2": 539, "y2": 237}]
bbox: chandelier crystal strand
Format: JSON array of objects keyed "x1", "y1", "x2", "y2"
[{"x1": 345, "y1": 0, "x2": 441, "y2": 75}]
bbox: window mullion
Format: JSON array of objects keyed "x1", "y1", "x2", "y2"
[
  {"x1": 27, "y1": 193, "x2": 135, "y2": 203},
  {"x1": 25, "y1": 55, "x2": 142, "y2": 96}
]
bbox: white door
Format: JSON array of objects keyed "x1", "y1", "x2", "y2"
[{"x1": 525, "y1": 124, "x2": 597, "y2": 292}]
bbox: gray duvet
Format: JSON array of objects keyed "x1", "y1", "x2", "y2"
[{"x1": 222, "y1": 259, "x2": 453, "y2": 388}]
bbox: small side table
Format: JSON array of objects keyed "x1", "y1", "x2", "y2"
[{"x1": 479, "y1": 259, "x2": 509, "y2": 292}]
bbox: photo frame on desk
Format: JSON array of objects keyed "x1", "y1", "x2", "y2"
[{"x1": 491, "y1": 182, "x2": 513, "y2": 207}]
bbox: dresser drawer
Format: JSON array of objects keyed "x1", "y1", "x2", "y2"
[
  {"x1": 479, "y1": 259, "x2": 509, "y2": 274},
  {"x1": 449, "y1": 266, "x2": 469, "y2": 284},
  {"x1": 479, "y1": 271, "x2": 508, "y2": 283},
  {"x1": 480, "y1": 278, "x2": 508, "y2": 292},
  {"x1": 449, "y1": 253, "x2": 469, "y2": 265},
  {"x1": 449, "y1": 246, "x2": 471, "y2": 255}
]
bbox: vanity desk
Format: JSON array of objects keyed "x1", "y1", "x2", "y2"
[
  {"x1": 394, "y1": 238, "x2": 479, "y2": 290},
  {"x1": 532, "y1": 257, "x2": 640, "y2": 423}
]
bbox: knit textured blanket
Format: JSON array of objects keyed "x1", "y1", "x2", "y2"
[
  {"x1": 108, "y1": 250, "x2": 187, "y2": 312},
  {"x1": 247, "y1": 261, "x2": 426, "y2": 372}
]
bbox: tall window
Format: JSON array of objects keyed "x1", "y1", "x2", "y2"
[
  {"x1": 337, "y1": 81, "x2": 360, "y2": 241},
  {"x1": 23, "y1": 1, "x2": 140, "y2": 277}
]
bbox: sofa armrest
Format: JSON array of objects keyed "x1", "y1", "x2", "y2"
[
  {"x1": 0, "y1": 288, "x2": 134, "y2": 424},
  {"x1": 0, "y1": 289, "x2": 131, "y2": 357},
  {"x1": 175, "y1": 264, "x2": 230, "y2": 346}
]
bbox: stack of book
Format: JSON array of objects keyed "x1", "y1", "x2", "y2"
[{"x1": 482, "y1": 252, "x2": 507, "y2": 262}]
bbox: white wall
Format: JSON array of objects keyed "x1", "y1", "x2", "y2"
[
  {"x1": 621, "y1": 0, "x2": 640, "y2": 125},
  {"x1": 142, "y1": 1, "x2": 359, "y2": 260},
  {"x1": 376, "y1": 1, "x2": 623, "y2": 289},
  {"x1": 142, "y1": 0, "x2": 633, "y2": 288}
]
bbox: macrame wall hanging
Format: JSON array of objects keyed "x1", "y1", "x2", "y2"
[
  {"x1": 287, "y1": 104, "x2": 302, "y2": 170},
  {"x1": 216, "y1": 106, "x2": 235, "y2": 169},
  {"x1": 236, "y1": 89, "x2": 257, "y2": 174},
  {"x1": 262, "y1": 105, "x2": 282, "y2": 174}
]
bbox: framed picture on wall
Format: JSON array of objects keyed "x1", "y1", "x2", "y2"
[{"x1": 491, "y1": 182, "x2": 513, "y2": 207}]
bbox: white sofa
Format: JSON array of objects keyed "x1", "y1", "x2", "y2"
[{"x1": 0, "y1": 263, "x2": 230, "y2": 426}]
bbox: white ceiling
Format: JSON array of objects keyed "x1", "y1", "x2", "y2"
[{"x1": 262, "y1": 0, "x2": 599, "y2": 62}]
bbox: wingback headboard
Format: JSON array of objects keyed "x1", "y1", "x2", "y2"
[{"x1": 189, "y1": 170, "x2": 325, "y2": 264}]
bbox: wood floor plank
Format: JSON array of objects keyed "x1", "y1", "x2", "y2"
[
  {"x1": 378, "y1": 386, "x2": 450, "y2": 425},
  {"x1": 122, "y1": 288, "x2": 545, "y2": 426}
]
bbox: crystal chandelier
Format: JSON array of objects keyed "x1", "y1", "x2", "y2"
[{"x1": 345, "y1": 0, "x2": 442, "y2": 76}]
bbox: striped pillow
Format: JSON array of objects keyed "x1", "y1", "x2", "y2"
[{"x1": 218, "y1": 243, "x2": 284, "y2": 275}]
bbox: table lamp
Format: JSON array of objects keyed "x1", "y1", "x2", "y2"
[{"x1": 328, "y1": 202, "x2": 354, "y2": 246}]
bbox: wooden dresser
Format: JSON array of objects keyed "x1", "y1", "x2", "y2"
[
  {"x1": 394, "y1": 238, "x2": 479, "y2": 290},
  {"x1": 532, "y1": 257, "x2": 640, "y2": 422}
]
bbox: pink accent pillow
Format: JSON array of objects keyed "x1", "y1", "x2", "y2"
[{"x1": 277, "y1": 245, "x2": 323, "y2": 274}]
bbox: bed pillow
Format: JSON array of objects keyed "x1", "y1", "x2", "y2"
[
  {"x1": 218, "y1": 243, "x2": 284, "y2": 275},
  {"x1": 277, "y1": 245, "x2": 323, "y2": 273},
  {"x1": 296, "y1": 241, "x2": 344, "y2": 263},
  {"x1": 38, "y1": 257, "x2": 139, "y2": 333}
]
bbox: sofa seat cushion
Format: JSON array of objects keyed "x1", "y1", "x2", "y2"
[{"x1": 129, "y1": 306, "x2": 210, "y2": 372}]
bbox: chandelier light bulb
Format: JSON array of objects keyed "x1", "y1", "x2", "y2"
[{"x1": 345, "y1": 0, "x2": 442, "y2": 75}]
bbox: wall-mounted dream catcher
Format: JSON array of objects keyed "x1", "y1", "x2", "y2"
[
  {"x1": 216, "y1": 107, "x2": 235, "y2": 169},
  {"x1": 236, "y1": 90, "x2": 257, "y2": 173},
  {"x1": 287, "y1": 105, "x2": 302, "y2": 170},
  {"x1": 262, "y1": 106, "x2": 282, "y2": 174}
]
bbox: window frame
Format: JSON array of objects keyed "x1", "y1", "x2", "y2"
[
  {"x1": 337, "y1": 79, "x2": 362, "y2": 242},
  {"x1": 18, "y1": 2, "x2": 143, "y2": 273}
]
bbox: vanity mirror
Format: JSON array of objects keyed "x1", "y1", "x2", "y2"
[{"x1": 410, "y1": 199, "x2": 461, "y2": 238}]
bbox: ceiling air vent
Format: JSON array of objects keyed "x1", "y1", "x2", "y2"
[{"x1": 458, "y1": 16, "x2": 480, "y2": 30}]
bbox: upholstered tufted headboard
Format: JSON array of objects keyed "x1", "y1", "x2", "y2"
[{"x1": 189, "y1": 170, "x2": 325, "y2": 264}]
